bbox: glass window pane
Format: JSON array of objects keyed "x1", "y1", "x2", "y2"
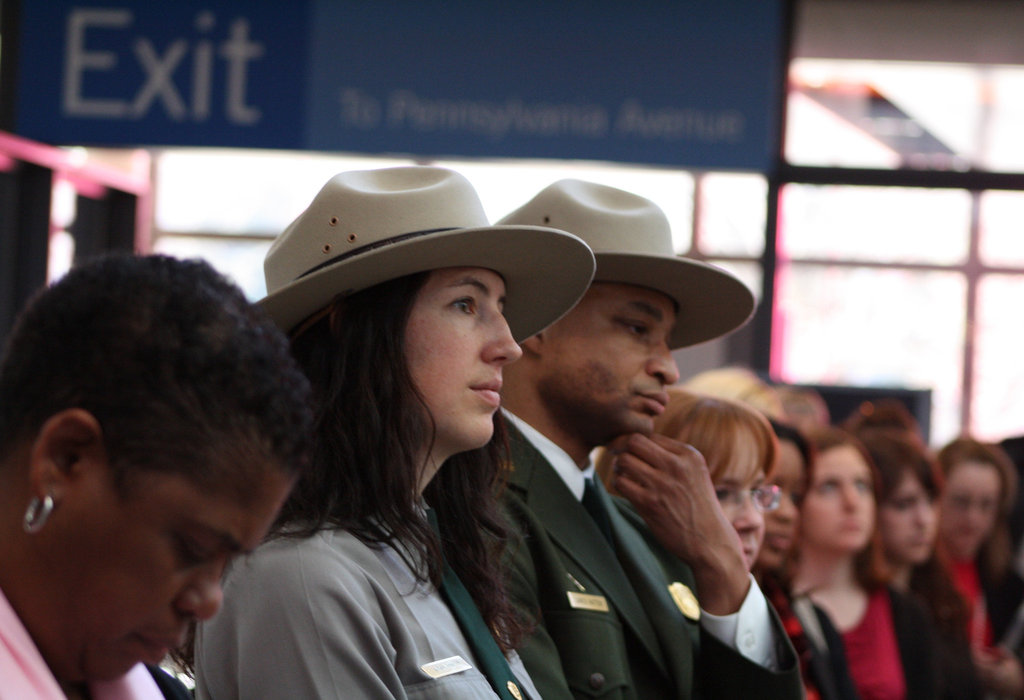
[
  {"x1": 155, "y1": 150, "x2": 406, "y2": 235},
  {"x1": 708, "y1": 259, "x2": 762, "y2": 304},
  {"x1": 786, "y1": 58, "x2": 1024, "y2": 172},
  {"x1": 155, "y1": 151, "x2": 697, "y2": 253},
  {"x1": 153, "y1": 152, "x2": 704, "y2": 299},
  {"x1": 774, "y1": 263, "x2": 965, "y2": 445},
  {"x1": 972, "y1": 274, "x2": 1024, "y2": 441},
  {"x1": 985, "y1": 67, "x2": 1024, "y2": 173},
  {"x1": 786, "y1": 73, "x2": 902, "y2": 169},
  {"x1": 779, "y1": 184, "x2": 971, "y2": 265},
  {"x1": 979, "y1": 190, "x2": 1024, "y2": 267},
  {"x1": 433, "y1": 158, "x2": 695, "y2": 254},
  {"x1": 698, "y1": 173, "x2": 767, "y2": 257},
  {"x1": 153, "y1": 235, "x2": 272, "y2": 301}
]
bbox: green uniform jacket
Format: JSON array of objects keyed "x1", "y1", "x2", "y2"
[{"x1": 501, "y1": 428, "x2": 804, "y2": 700}]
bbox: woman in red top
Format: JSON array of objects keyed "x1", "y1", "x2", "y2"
[
  {"x1": 756, "y1": 419, "x2": 860, "y2": 700},
  {"x1": 792, "y1": 426, "x2": 938, "y2": 700},
  {"x1": 937, "y1": 437, "x2": 1024, "y2": 698},
  {"x1": 858, "y1": 429, "x2": 981, "y2": 700}
]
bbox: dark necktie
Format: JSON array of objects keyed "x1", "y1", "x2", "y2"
[
  {"x1": 427, "y1": 508, "x2": 525, "y2": 700},
  {"x1": 582, "y1": 477, "x2": 614, "y2": 546}
]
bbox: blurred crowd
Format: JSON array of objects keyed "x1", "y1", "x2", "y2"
[
  {"x1": 4, "y1": 169, "x2": 1018, "y2": 700},
  {"x1": 659, "y1": 365, "x2": 1024, "y2": 700}
]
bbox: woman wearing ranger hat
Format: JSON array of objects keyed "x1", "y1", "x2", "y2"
[{"x1": 193, "y1": 166, "x2": 595, "y2": 700}]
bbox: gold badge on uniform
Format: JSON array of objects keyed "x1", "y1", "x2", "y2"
[
  {"x1": 507, "y1": 680, "x2": 523, "y2": 700},
  {"x1": 668, "y1": 582, "x2": 701, "y2": 621},
  {"x1": 567, "y1": 591, "x2": 609, "y2": 612}
]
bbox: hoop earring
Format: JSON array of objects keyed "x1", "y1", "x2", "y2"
[{"x1": 23, "y1": 494, "x2": 55, "y2": 534}]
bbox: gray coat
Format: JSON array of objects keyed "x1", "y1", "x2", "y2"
[{"x1": 194, "y1": 529, "x2": 538, "y2": 699}]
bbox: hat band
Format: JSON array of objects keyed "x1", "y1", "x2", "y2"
[{"x1": 295, "y1": 227, "x2": 458, "y2": 281}]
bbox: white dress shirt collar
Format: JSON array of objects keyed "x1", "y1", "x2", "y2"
[{"x1": 503, "y1": 410, "x2": 595, "y2": 501}]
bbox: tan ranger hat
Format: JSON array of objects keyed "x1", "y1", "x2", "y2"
[
  {"x1": 498, "y1": 179, "x2": 755, "y2": 349},
  {"x1": 260, "y1": 166, "x2": 596, "y2": 340}
]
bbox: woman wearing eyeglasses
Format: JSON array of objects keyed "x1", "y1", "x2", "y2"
[
  {"x1": 598, "y1": 387, "x2": 781, "y2": 572},
  {"x1": 793, "y1": 426, "x2": 938, "y2": 700}
]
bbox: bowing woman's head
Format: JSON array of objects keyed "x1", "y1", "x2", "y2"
[
  {"x1": 0, "y1": 254, "x2": 313, "y2": 688},
  {"x1": 260, "y1": 166, "x2": 594, "y2": 648}
]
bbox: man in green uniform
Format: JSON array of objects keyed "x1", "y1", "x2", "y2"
[{"x1": 498, "y1": 179, "x2": 803, "y2": 699}]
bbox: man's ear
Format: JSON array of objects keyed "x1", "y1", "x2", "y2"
[
  {"x1": 27, "y1": 409, "x2": 107, "y2": 501},
  {"x1": 520, "y1": 332, "x2": 544, "y2": 356}
]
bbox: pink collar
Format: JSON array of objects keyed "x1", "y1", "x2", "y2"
[{"x1": 0, "y1": 585, "x2": 164, "y2": 699}]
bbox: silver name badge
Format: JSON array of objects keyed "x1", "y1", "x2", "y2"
[{"x1": 421, "y1": 655, "x2": 474, "y2": 679}]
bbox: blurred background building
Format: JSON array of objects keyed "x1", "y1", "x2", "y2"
[{"x1": 2, "y1": 0, "x2": 1023, "y2": 448}]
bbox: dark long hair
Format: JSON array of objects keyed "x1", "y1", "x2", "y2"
[
  {"x1": 284, "y1": 272, "x2": 526, "y2": 652},
  {"x1": 768, "y1": 418, "x2": 813, "y2": 482},
  {"x1": 0, "y1": 255, "x2": 315, "y2": 676},
  {"x1": 859, "y1": 428, "x2": 969, "y2": 641},
  {"x1": 936, "y1": 437, "x2": 1018, "y2": 586}
]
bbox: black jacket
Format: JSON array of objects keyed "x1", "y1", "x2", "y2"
[{"x1": 147, "y1": 665, "x2": 193, "y2": 700}]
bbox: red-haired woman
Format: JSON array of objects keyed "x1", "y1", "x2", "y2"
[
  {"x1": 792, "y1": 426, "x2": 938, "y2": 700},
  {"x1": 634, "y1": 388, "x2": 781, "y2": 571}
]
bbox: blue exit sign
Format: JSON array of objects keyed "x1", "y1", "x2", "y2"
[{"x1": 13, "y1": 1, "x2": 787, "y2": 171}]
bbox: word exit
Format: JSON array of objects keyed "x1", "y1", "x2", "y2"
[{"x1": 62, "y1": 8, "x2": 265, "y2": 124}]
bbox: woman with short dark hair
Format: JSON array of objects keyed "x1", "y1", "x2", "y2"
[{"x1": 0, "y1": 254, "x2": 313, "y2": 700}]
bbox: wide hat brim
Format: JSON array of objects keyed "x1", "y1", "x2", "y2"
[
  {"x1": 260, "y1": 224, "x2": 596, "y2": 341},
  {"x1": 596, "y1": 253, "x2": 755, "y2": 349}
]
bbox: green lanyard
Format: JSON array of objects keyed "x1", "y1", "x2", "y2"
[{"x1": 427, "y1": 508, "x2": 525, "y2": 700}]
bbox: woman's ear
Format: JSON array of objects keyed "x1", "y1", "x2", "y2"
[{"x1": 27, "y1": 409, "x2": 107, "y2": 502}]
